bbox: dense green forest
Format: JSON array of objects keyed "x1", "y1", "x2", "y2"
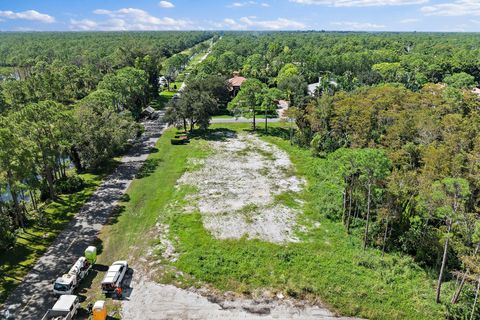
[
  {"x1": 0, "y1": 31, "x2": 212, "y2": 245},
  {"x1": 3, "y1": 31, "x2": 480, "y2": 318}
]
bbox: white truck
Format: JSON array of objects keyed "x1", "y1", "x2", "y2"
[
  {"x1": 53, "y1": 256, "x2": 92, "y2": 295},
  {"x1": 41, "y1": 295, "x2": 79, "y2": 320}
]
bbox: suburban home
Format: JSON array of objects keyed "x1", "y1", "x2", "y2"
[
  {"x1": 308, "y1": 77, "x2": 338, "y2": 96},
  {"x1": 228, "y1": 71, "x2": 246, "y2": 97}
]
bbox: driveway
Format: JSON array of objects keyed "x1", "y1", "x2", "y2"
[
  {"x1": 211, "y1": 117, "x2": 282, "y2": 124},
  {"x1": 0, "y1": 112, "x2": 167, "y2": 320}
]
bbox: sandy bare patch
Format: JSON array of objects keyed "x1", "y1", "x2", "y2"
[
  {"x1": 121, "y1": 275, "x2": 358, "y2": 320},
  {"x1": 152, "y1": 223, "x2": 179, "y2": 262},
  {"x1": 177, "y1": 132, "x2": 305, "y2": 243}
]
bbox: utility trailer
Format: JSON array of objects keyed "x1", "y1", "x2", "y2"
[{"x1": 41, "y1": 295, "x2": 79, "y2": 320}]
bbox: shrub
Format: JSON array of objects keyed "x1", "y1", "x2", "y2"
[
  {"x1": 170, "y1": 139, "x2": 185, "y2": 146},
  {"x1": 55, "y1": 175, "x2": 85, "y2": 194},
  {"x1": 0, "y1": 213, "x2": 16, "y2": 251}
]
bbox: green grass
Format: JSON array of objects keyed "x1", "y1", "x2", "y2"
[
  {"x1": 95, "y1": 128, "x2": 209, "y2": 264},
  {"x1": 212, "y1": 114, "x2": 279, "y2": 119},
  {"x1": 84, "y1": 122, "x2": 452, "y2": 319},
  {"x1": 0, "y1": 170, "x2": 110, "y2": 305},
  {"x1": 212, "y1": 115, "x2": 235, "y2": 119}
]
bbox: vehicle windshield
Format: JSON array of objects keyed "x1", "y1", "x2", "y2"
[{"x1": 53, "y1": 282, "x2": 71, "y2": 292}]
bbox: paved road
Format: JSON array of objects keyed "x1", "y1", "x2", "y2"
[
  {"x1": 211, "y1": 117, "x2": 282, "y2": 124},
  {"x1": 0, "y1": 112, "x2": 167, "y2": 320}
]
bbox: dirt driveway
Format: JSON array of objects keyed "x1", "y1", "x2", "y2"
[
  {"x1": 122, "y1": 275, "x2": 359, "y2": 320},
  {"x1": 0, "y1": 113, "x2": 167, "y2": 320}
]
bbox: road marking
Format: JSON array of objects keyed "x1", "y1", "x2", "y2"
[{"x1": 66, "y1": 238, "x2": 76, "y2": 251}]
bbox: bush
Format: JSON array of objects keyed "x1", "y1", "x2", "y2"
[
  {"x1": 171, "y1": 138, "x2": 186, "y2": 145},
  {"x1": 171, "y1": 136, "x2": 189, "y2": 145},
  {"x1": 55, "y1": 175, "x2": 85, "y2": 194},
  {"x1": 0, "y1": 213, "x2": 16, "y2": 251}
]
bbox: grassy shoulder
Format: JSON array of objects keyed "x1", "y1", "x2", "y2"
[
  {"x1": 79, "y1": 128, "x2": 209, "y2": 316},
  {"x1": 85, "y1": 122, "x2": 449, "y2": 320},
  {"x1": 0, "y1": 168, "x2": 112, "y2": 305}
]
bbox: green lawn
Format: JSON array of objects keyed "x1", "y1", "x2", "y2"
[
  {"x1": 0, "y1": 169, "x2": 112, "y2": 305},
  {"x1": 212, "y1": 113, "x2": 280, "y2": 120},
  {"x1": 212, "y1": 114, "x2": 235, "y2": 119},
  {"x1": 87, "y1": 122, "x2": 451, "y2": 320}
]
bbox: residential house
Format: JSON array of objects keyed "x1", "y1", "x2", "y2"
[{"x1": 228, "y1": 71, "x2": 246, "y2": 97}]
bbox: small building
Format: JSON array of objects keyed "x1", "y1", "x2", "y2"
[
  {"x1": 228, "y1": 71, "x2": 247, "y2": 97},
  {"x1": 308, "y1": 77, "x2": 338, "y2": 96},
  {"x1": 276, "y1": 100, "x2": 290, "y2": 119},
  {"x1": 141, "y1": 106, "x2": 156, "y2": 119}
]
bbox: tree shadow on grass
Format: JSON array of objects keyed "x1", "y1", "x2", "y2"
[
  {"x1": 188, "y1": 128, "x2": 237, "y2": 141},
  {"x1": 256, "y1": 127, "x2": 291, "y2": 140},
  {"x1": 105, "y1": 204, "x2": 125, "y2": 226},
  {"x1": 136, "y1": 158, "x2": 163, "y2": 179}
]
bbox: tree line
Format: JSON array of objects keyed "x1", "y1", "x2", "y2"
[{"x1": 0, "y1": 31, "x2": 213, "y2": 252}]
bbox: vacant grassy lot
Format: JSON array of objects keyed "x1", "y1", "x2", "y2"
[
  {"x1": 0, "y1": 169, "x2": 110, "y2": 305},
  {"x1": 86, "y1": 122, "x2": 453, "y2": 320}
]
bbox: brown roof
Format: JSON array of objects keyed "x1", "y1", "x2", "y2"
[{"x1": 228, "y1": 76, "x2": 246, "y2": 87}]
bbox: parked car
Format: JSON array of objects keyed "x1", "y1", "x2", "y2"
[{"x1": 101, "y1": 261, "x2": 128, "y2": 294}]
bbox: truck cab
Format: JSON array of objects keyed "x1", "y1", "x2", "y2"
[
  {"x1": 41, "y1": 295, "x2": 79, "y2": 320},
  {"x1": 53, "y1": 274, "x2": 77, "y2": 295}
]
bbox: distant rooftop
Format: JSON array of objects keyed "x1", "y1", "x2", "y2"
[{"x1": 228, "y1": 72, "x2": 246, "y2": 88}]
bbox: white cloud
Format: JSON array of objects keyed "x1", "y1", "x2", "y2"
[
  {"x1": 73, "y1": 7, "x2": 191, "y2": 30},
  {"x1": 0, "y1": 10, "x2": 55, "y2": 23},
  {"x1": 224, "y1": 18, "x2": 237, "y2": 25},
  {"x1": 222, "y1": 16, "x2": 305, "y2": 29},
  {"x1": 421, "y1": 1, "x2": 480, "y2": 16},
  {"x1": 400, "y1": 18, "x2": 420, "y2": 23},
  {"x1": 331, "y1": 21, "x2": 386, "y2": 29},
  {"x1": 70, "y1": 19, "x2": 100, "y2": 31},
  {"x1": 290, "y1": 0, "x2": 427, "y2": 6},
  {"x1": 159, "y1": 1, "x2": 175, "y2": 8},
  {"x1": 228, "y1": 1, "x2": 271, "y2": 8}
]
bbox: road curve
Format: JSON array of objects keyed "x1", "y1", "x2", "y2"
[{"x1": 1, "y1": 112, "x2": 167, "y2": 320}]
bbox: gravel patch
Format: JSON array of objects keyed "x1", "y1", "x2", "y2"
[
  {"x1": 177, "y1": 133, "x2": 305, "y2": 243},
  {"x1": 122, "y1": 276, "x2": 359, "y2": 320}
]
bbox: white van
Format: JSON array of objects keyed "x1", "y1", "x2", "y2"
[{"x1": 101, "y1": 261, "x2": 128, "y2": 294}]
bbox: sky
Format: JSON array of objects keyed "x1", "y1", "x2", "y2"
[{"x1": 1, "y1": 0, "x2": 480, "y2": 32}]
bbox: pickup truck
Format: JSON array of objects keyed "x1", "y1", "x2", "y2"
[
  {"x1": 53, "y1": 256, "x2": 92, "y2": 295},
  {"x1": 41, "y1": 295, "x2": 79, "y2": 320}
]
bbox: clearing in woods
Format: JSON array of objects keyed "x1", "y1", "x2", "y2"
[{"x1": 86, "y1": 123, "x2": 446, "y2": 320}]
